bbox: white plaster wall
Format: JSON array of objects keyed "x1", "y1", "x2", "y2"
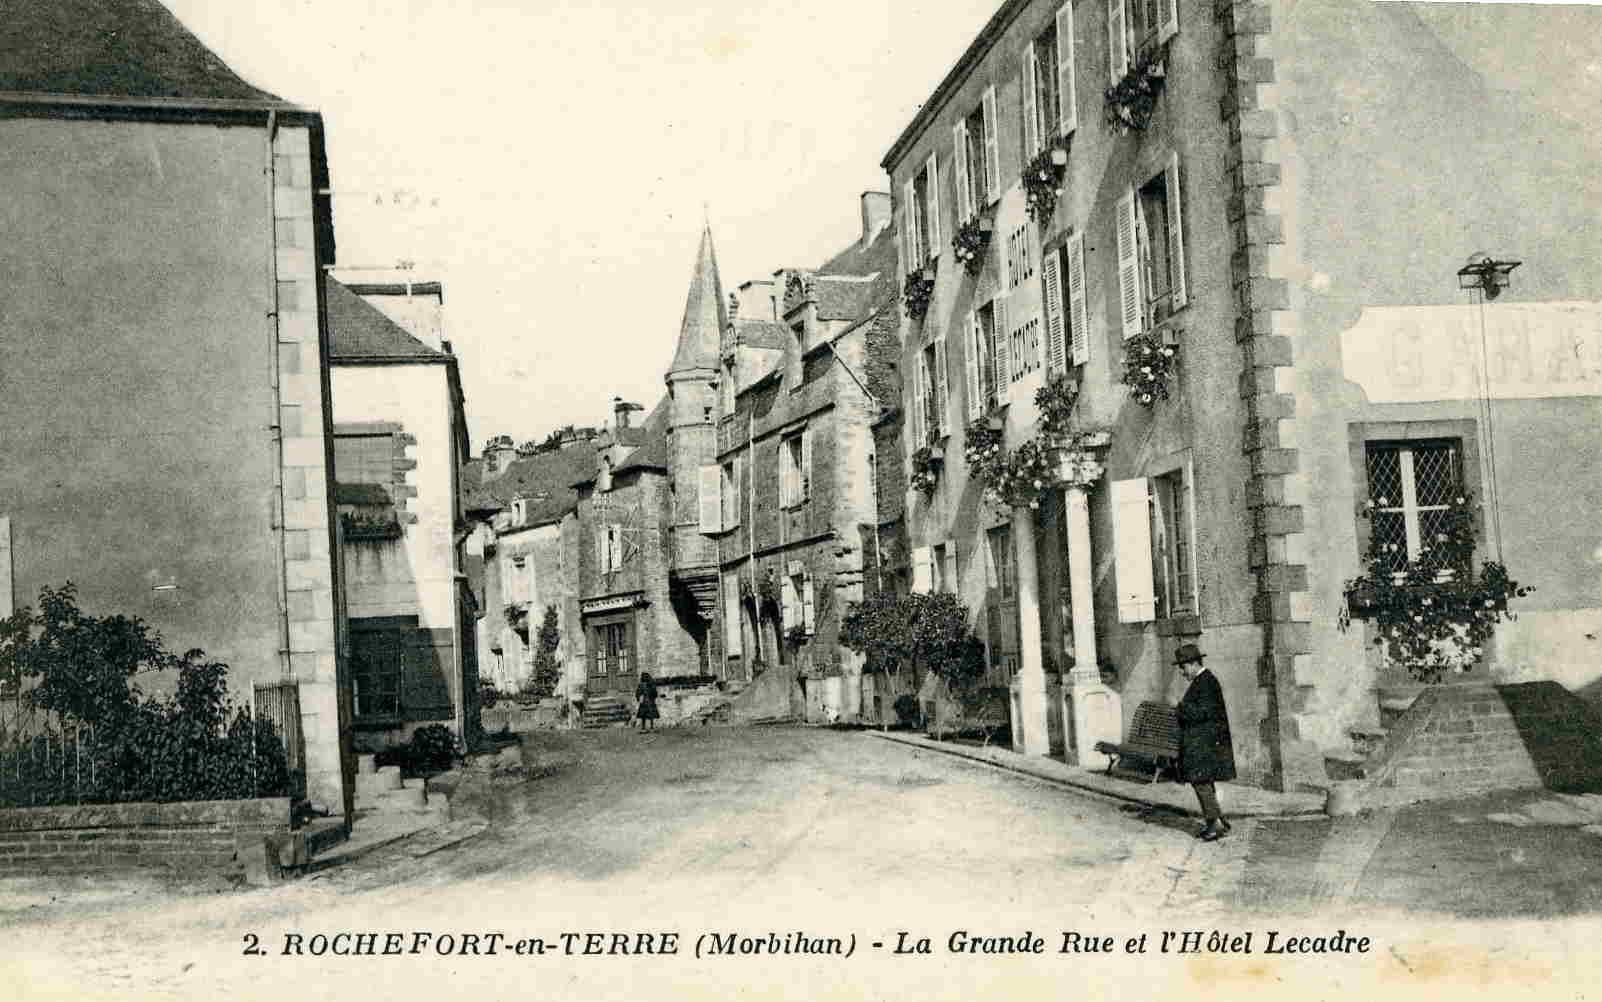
[{"x1": 331, "y1": 364, "x2": 457, "y2": 629}]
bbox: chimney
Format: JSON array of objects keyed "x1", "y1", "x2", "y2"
[
  {"x1": 613, "y1": 397, "x2": 643, "y2": 430},
  {"x1": 860, "y1": 191, "x2": 891, "y2": 250},
  {"x1": 482, "y1": 434, "x2": 517, "y2": 478}
]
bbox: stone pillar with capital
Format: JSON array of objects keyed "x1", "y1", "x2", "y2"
[
  {"x1": 1048, "y1": 435, "x2": 1122, "y2": 769},
  {"x1": 1011, "y1": 504, "x2": 1050, "y2": 756}
]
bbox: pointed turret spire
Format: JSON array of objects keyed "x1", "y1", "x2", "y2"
[{"x1": 669, "y1": 224, "x2": 727, "y2": 374}]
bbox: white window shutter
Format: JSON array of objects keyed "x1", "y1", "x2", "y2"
[
  {"x1": 1108, "y1": 0, "x2": 1128, "y2": 84},
  {"x1": 982, "y1": 85, "x2": 1000, "y2": 205},
  {"x1": 1022, "y1": 42, "x2": 1039, "y2": 159},
  {"x1": 911, "y1": 545, "x2": 933, "y2": 594},
  {"x1": 909, "y1": 351, "x2": 925, "y2": 450},
  {"x1": 903, "y1": 179, "x2": 921, "y2": 266},
  {"x1": 1067, "y1": 231, "x2": 1090, "y2": 366},
  {"x1": 994, "y1": 297, "x2": 1010, "y2": 387},
  {"x1": 934, "y1": 337, "x2": 950, "y2": 436},
  {"x1": 802, "y1": 576, "x2": 816, "y2": 635},
  {"x1": 596, "y1": 528, "x2": 606, "y2": 575},
  {"x1": 1115, "y1": 187, "x2": 1143, "y2": 339},
  {"x1": 1057, "y1": 3, "x2": 1078, "y2": 136},
  {"x1": 781, "y1": 575, "x2": 796, "y2": 629},
  {"x1": 699, "y1": 464, "x2": 721, "y2": 532},
  {"x1": 801, "y1": 428, "x2": 813, "y2": 499},
  {"x1": 964, "y1": 310, "x2": 982, "y2": 421},
  {"x1": 1111, "y1": 478, "x2": 1157, "y2": 622},
  {"x1": 1158, "y1": 0, "x2": 1178, "y2": 44},
  {"x1": 1165, "y1": 152, "x2": 1187, "y2": 312},
  {"x1": 723, "y1": 573, "x2": 742, "y2": 655},
  {"x1": 952, "y1": 120, "x2": 971, "y2": 223},
  {"x1": 924, "y1": 153, "x2": 941, "y2": 253},
  {"x1": 611, "y1": 525, "x2": 625, "y2": 571},
  {"x1": 1042, "y1": 245, "x2": 1066, "y2": 375}
]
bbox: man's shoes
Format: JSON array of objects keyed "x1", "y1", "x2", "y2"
[{"x1": 1198, "y1": 820, "x2": 1231, "y2": 841}]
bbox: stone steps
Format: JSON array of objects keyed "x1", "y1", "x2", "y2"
[{"x1": 580, "y1": 694, "x2": 632, "y2": 729}]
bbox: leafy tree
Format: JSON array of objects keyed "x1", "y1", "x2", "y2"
[{"x1": 841, "y1": 591, "x2": 985, "y2": 731}]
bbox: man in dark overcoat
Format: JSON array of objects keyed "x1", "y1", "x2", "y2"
[{"x1": 1174, "y1": 643, "x2": 1236, "y2": 841}]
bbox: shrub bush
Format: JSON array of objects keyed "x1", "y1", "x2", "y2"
[
  {"x1": 0, "y1": 584, "x2": 294, "y2": 808},
  {"x1": 409, "y1": 724, "x2": 459, "y2": 775}
]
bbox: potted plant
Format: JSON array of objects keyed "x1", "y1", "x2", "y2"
[
  {"x1": 1104, "y1": 42, "x2": 1168, "y2": 134},
  {"x1": 903, "y1": 269, "x2": 935, "y2": 321},
  {"x1": 910, "y1": 445, "x2": 942, "y2": 496},
  {"x1": 1023, "y1": 137, "x2": 1072, "y2": 223},
  {"x1": 1338, "y1": 491, "x2": 1532, "y2": 684},
  {"x1": 1120, "y1": 328, "x2": 1179, "y2": 406},
  {"x1": 951, "y1": 215, "x2": 993, "y2": 276}
]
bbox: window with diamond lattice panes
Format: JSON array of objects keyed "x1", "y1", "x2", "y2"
[{"x1": 1365, "y1": 441, "x2": 1463, "y2": 577}]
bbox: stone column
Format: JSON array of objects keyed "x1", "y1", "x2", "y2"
[
  {"x1": 1061, "y1": 483, "x2": 1121, "y2": 768},
  {"x1": 1013, "y1": 505, "x2": 1050, "y2": 756}
]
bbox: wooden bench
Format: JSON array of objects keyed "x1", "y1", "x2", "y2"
[{"x1": 1093, "y1": 701, "x2": 1179, "y2": 783}]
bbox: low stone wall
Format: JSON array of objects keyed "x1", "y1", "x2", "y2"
[{"x1": 0, "y1": 797, "x2": 291, "y2": 875}]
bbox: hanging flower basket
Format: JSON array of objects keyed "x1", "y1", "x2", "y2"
[
  {"x1": 910, "y1": 445, "x2": 942, "y2": 496},
  {"x1": 951, "y1": 215, "x2": 993, "y2": 277},
  {"x1": 1338, "y1": 492, "x2": 1533, "y2": 684},
  {"x1": 1120, "y1": 328, "x2": 1179, "y2": 407},
  {"x1": 1034, "y1": 371, "x2": 1081, "y2": 440},
  {"x1": 903, "y1": 270, "x2": 935, "y2": 321},
  {"x1": 1023, "y1": 137, "x2": 1071, "y2": 224},
  {"x1": 1104, "y1": 46, "x2": 1167, "y2": 135}
]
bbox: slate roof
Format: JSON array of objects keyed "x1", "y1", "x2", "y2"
[
  {"x1": 462, "y1": 440, "x2": 600, "y2": 527},
  {"x1": 326, "y1": 279, "x2": 446, "y2": 360},
  {"x1": 814, "y1": 277, "x2": 884, "y2": 322},
  {"x1": 735, "y1": 319, "x2": 789, "y2": 351},
  {"x1": 669, "y1": 226, "x2": 728, "y2": 373},
  {"x1": 813, "y1": 222, "x2": 899, "y2": 322},
  {"x1": 613, "y1": 398, "x2": 670, "y2": 475},
  {"x1": 0, "y1": 0, "x2": 286, "y2": 103}
]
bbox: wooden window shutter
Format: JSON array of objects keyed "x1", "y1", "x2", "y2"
[
  {"x1": 780, "y1": 575, "x2": 796, "y2": 629},
  {"x1": 903, "y1": 179, "x2": 921, "y2": 266},
  {"x1": 801, "y1": 428, "x2": 813, "y2": 500},
  {"x1": 964, "y1": 310, "x2": 982, "y2": 421},
  {"x1": 1022, "y1": 42, "x2": 1039, "y2": 159},
  {"x1": 801, "y1": 575, "x2": 816, "y2": 635},
  {"x1": 1165, "y1": 152, "x2": 1187, "y2": 311},
  {"x1": 1111, "y1": 477, "x2": 1157, "y2": 622},
  {"x1": 934, "y1": 337, "x2": 950, "y2": 437},
  {"x1": 911, "y1": 545, "x2": 933, "y2": 594},
  {"x1": 1158, "y1": 0, "x2": 1178, "y2": 44},
  {"x1": 1067, "y1": 231, "x2": 1091, "y2": 365},
  {"x1": 699, "y1": 464, "x2": 721, "y2": 532},
  {"x1": 993, "y1": 296, "x2": 1010, "y2": 387},
  {"x1": 952, "y1": 120, "x2": 971, "y2": 223},
  {"x1": 595, "y1": 528, "x2": 607, "y2": 576},
  {"x1": 1115, "y1": 187, "x2": 1143, "y2": 339},
  {"x1": 610, "y1": 525, "x2": 625, "y2": 571},
  {"x1": 982, "y1": 85, "x2": 1001, "y2": 205},
  {"x1": 908, "y1": 351, "x2": 925, "y2": 451},
  {"x1": 1057, "y1": 2, "x2": 1078, "y2": 136},
  {"x1": 924, "y1": 153, "x2": 941, "y2": 253},
  {"x1": 1108, "y1": 0, "x2": 1128, "y2": 85},
  {"x1": 1042, "y1": 245, "x2": 1067, "y2": 375}
]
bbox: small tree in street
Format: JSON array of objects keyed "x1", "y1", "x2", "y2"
[
  {"x1": 529, "y1": 605, "x2": 563, "y2": 700},
  {"x1": 841, "y1": 591, "x2": 985, "y2": 733}
]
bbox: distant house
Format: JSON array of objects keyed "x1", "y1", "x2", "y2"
[
  {"x1": 0, "y1": 0, "x2": 351, "y2": 814},
  {"x1": 326, "y1": 278, "x2": 476, "y2": 750}
]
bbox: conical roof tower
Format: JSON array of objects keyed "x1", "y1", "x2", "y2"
[{"x1": 668, "y1": 224, "x2": 727, "y2": 375}]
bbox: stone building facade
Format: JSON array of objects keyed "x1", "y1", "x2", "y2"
[{"x1": 883, "y1": 0, "x2": 1602, "y2": 789}]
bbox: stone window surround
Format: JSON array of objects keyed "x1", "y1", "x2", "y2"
[{"x1": 1345, "y1": 419, "x2": 1480, "y2": 563}]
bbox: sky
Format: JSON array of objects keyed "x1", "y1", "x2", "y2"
[
  {"x1": 158, "y1": 0, "x2": 1601, "y2": 452},
  {"x1": 157, "y1": 0, "x2": 1004, "y2": 448}
]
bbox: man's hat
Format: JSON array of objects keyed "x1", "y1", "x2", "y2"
[{"x1": 1174, "y1": 643, "x2": 1206, "y2": 666}]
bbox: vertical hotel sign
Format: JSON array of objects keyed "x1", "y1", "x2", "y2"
[{"x1": 1340, "y1": 302, "x2": 1602, "y2": 403}]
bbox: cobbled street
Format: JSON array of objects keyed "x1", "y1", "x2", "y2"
[{"x1": 7, "y1": 727, "x2": 1602, "y2": 1000}]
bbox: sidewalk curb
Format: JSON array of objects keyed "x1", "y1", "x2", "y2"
[{"x1": 869, "y1": 731, "x2": 1326, "y2": 820}]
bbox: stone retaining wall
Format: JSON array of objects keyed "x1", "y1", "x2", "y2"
[{"x1": 0, "y1": 798, "x2": 291, "y2": 875}]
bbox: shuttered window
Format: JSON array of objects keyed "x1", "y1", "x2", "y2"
[
  {"x1": 1111, "y1": 478, "x2": 1157, "y2": 622},
  {"x1": 924, "y1": 152, "x2": 941, "y2": 254},
  {"x1": 911, "y1": 545, "x2": 933, "y2": 594},
  {"x1": 721, "y1": 458, "x2": 741, "y2": 529},
  {"x1": 981, "y1": 85, "x2": 1001, "y2": 204},
  {"x1": 1056, "y1": 3, "x2": 1078, "y2": 137},
  {"x1": 1042, "y1": 245, "x2": 1067, "y2": 376},
  {"x1": 1066, "y1": 231, "x2": 1090, "y2": 365}
]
